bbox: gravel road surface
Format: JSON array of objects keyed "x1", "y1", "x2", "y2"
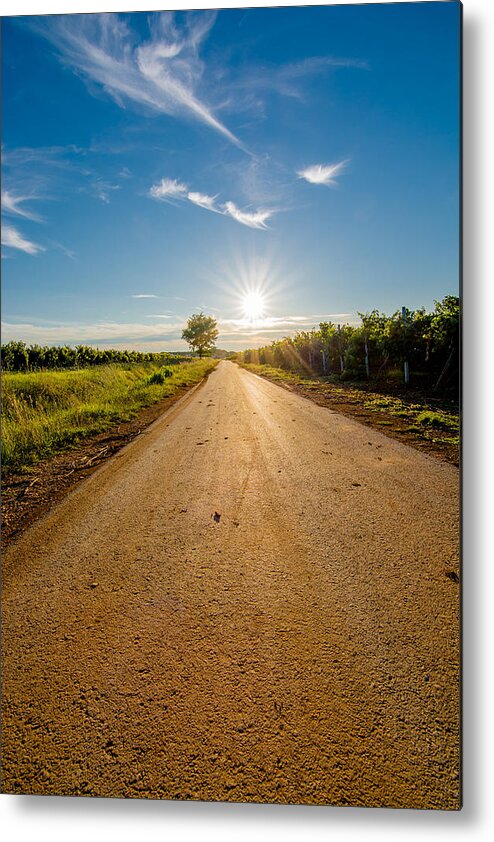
[{"x1": 2, "y1": 361, "x2": 460, "y2": 807}]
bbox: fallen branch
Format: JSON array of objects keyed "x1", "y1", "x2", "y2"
[
  {"x1": 21, "y1": 476, "x2": 40, "y2": 497},
  {"x1": 87, "y1": 446, "x2": 109, "y2": 465}
]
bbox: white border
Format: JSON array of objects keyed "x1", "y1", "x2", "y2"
[{"x1": 2, "y1": 1, "x2": 493, "y2": 840}]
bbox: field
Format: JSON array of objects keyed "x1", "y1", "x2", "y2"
[{"x1": 2, "y1": 359, "x2": 218, "y2": 473}]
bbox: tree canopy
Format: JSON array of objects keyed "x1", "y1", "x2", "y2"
[{"x1": 181, "y1": 313, "x2": 219, "y2": 358}]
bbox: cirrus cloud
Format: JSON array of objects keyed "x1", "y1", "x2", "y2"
[
  {"x1": 1, "y1": 190, "x2": 43, "y2": 221},
  {"x1": 149, "y1": 178, "x2": 188, "y2": 201},
  {"x1": 221, "y1": 201, "x2": 273, "y2": 230},
  {"x1": 297, "y1": 160, "x2": 348, "y2": 186},
  {"x1": 31, "y1": 11, "x2": 243, "y2": 149},
  {"x1": 149, "y1": 176, "x2": 275, "y2": 229},
  {"x1": 187, "y1": 191, "x2": 220, "y2": 212},
  {"x1": 1, "y1": 224, "x2": 45, "y2": 256}
]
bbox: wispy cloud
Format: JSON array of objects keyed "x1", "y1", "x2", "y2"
[
  {"x1": 131, "y1": 294, "x2": 159, "y2": 299},
  {"x1": 1, "y1": 312, "x2": 358, "y2": 349},
  {"x1": 2, "y1": 145, "x2": 93, "y2": 207},
  {"x1": 270, "y1": 56, "x2": 368, "y2": 101},
  {"x1": 149, "y1": 178, "x2": 188, "y2": 201},
  {"x1": 2, "y1": 145, "x2": 117, "y2": 256},
  {"x1": 88, "y1": 179, "x2": 120, "y2": 204},
  {"x1": 298, "y1": 160, "x2": 348, "y2": 186},
  {"x1": 229, "y1": 154, "x2": 291, "y2": 206},
  {"x1": 149, "y1": 176, "x2": 275, "y2": 229},
  {"x1": 1, "y1": 190, "x2": 43, "y2": 221},
  {"x1": 219, "y1": 314, "x2": 354, "y2": 332},
  {"x1": 222, "y1": 201, "x2": 273, "y2": 229},
  {"x1": 223, "y1": 55, "x2": 368, "y2": 116},
  {"x1": 0, "y1": 319, "x2": 185, "y2": 344},
  {"x1": 187, "y1": 191, "x2": 219, "y2": 212},
  {"x1": 2, "y1": 144, "x2": 85, "y2": 167},
  {"x1": 2, "y1": 145, "x2": 90, "y2": 221},
  {"x1": 1, "y1": 187, "x2": 47, "y2": 256},
  {"x1": 46, "y1": 240, "x2": 77, "y2": 260},
  {"x1": 1, "y1": 224, "x2": 45, "y2": 255},
  {"x1": 196, "y1": 304, "x2": 221, "y2": 312},
  {"x1": 32, "y1": 12, "x2": 243, "y2": 148}
]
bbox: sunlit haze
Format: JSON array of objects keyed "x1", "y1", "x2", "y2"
[{"x1": 242, "y1": 291, "x2": 266, "y2": 324}]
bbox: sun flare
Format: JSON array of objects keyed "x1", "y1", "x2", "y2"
[{"x1": 242, "y1": 290, "x2": 266, "y2": 322}]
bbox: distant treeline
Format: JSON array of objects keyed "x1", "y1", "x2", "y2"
[
  {"x1": 236, "y1": 296, "x2": 459, "y2": 395},
  {"x1": 1, "y1": 342, "x2": 189, "y2": 372}
]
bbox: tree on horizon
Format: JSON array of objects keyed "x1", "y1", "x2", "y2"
[{"x1": 181, "y1": 313, "x2": 219, "y2": 358}]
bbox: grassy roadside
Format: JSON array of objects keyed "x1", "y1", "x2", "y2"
[
  {"x1": 237, "y1": 362, "x2": 459, "y2": 465},
  {"x1": 2, "y1": 359, "x2": 217, "y2": 472}
]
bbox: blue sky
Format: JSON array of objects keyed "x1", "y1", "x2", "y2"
[{"x1": 1, "y1": 2, "x2": 460, "y2": 351}]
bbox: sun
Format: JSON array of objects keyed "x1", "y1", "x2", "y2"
[{"x1": 242, "y1": 290, "x2": 266, "y2": 322}]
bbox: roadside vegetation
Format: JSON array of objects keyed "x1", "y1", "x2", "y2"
[
  {"x1": 2, "y1": 359, "x2": 217, "y2": 472},
  {"x1": 0, "y1": 341, "x2": 189, "y2": 371},
  {"x1": 235, "y1": 296, "x2": 460, "y2": 400}
]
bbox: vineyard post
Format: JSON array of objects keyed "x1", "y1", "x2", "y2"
[
  {"x1": 364, "y1": 333, "x2": 370, "y2": 379},
  {"x1": 337, "y1": 324, "x2": 344, "y2": 373},
  {"x1": 321, "y1": 349, "x2": 327, "y2": 375},
  {"x1": 402, "y1": 306, "x2": 410, "y2": 385}
]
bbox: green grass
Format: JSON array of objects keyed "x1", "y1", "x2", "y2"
[
  {"x1": 415, "y1": 410, "x2": 458, "y2": 431},
  {"x1": 2, "y1": 359, "x2": 217, "y2": 471}
]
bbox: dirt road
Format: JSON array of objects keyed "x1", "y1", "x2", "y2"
[{"x1": 1, "y1": 361, "x2": 460, "y2": 808}]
